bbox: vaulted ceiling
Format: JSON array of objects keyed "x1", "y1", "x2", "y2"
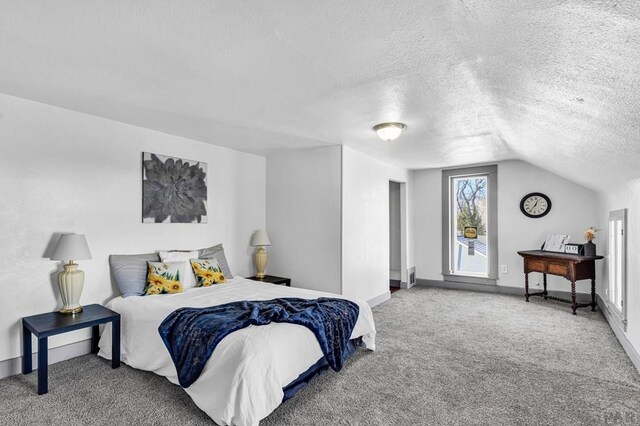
[{"x1": 1, "y1": 1, "x2": 639, "y2": 191}]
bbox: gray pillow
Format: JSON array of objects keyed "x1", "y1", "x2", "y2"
[
  {"x1": 110, "y1": 252, "x2": 160, "y2": 297},
  {"x1": 198, "y1": 244, "x2": 234, "y2": 279}
]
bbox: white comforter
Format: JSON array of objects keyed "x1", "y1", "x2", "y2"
[{"x1": 98, "y1": 277, "x2": 376, "y2": 425}]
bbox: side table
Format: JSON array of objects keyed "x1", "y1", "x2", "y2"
[{"x1": 22, "y1": 304, "x2": 120, "y2": 394}]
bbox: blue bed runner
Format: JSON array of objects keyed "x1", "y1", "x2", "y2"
[{"x1": 158, "y1": 297, "x2": 360, "y2": 388}]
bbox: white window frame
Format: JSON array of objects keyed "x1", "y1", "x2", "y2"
[
  {"x1": 442, "y1": 165, "x2": 498, "y2": 285},
  {"x1": 606, "y1": 209, "x2": 627, "y2": 329}
]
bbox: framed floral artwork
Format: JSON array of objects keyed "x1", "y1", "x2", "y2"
[{"x1": 142, "y1": 152, "x2": 208, "y2": 223}]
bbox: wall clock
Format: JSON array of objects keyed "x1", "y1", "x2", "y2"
[{"x1": 520, "y1": 192, "x2": 551, "y2": 218}]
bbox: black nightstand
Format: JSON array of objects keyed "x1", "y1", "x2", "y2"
[
  {"x1": 22, "y1": 304, "x2": 120, "y2": 395},
  {"x1": 247, "y1": 275, "x2": 291, "y2": 286}
]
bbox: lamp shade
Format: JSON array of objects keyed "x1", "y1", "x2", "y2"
[
  {"x1": 51, "y1": 234, "x2": 92, "y2": 261},
  {"x1": 250, "y1": 229, "x2": 271, "y2": 247}
]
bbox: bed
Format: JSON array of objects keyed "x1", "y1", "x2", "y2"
[{"x1": 97, "y1": 276, "x2": 376, "y2": 425}]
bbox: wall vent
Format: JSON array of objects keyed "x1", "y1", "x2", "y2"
[{"x1": 408, "y1": 266, "x2": 416, "y2": 288}]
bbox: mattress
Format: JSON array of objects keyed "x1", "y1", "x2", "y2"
[{"x1": 98, "y1": 277, "x2": 376, "y2": 425}]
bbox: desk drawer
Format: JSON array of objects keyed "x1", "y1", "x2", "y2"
[
  {"x1": 548, "y1": 262, "x2": 568, "y2": 276},
  {"x1": 527, "y1": 259, "x2": 546, "y2": 273}
]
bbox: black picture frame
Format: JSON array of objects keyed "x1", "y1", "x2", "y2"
[{"x1": 142, "y1": 152, "x2": 208, "y2": 224}]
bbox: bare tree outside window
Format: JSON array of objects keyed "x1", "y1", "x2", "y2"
[
  {"x1": 455, "y1": 177, "x2": 487, "y2": 236},
  {"x1": 451, "y1": 175, "x2": 489, "y2": 275}
]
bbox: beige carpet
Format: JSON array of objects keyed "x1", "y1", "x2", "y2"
[{"x1": 1, "y1": 286, "x2": 639, "y2": 425}]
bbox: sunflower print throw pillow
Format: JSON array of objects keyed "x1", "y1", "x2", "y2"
[
  {"x1": 190, "y1": 258, "x2": 226, "y2": 287},
  {"x1": 144, "y1": 262, "x2": 184, "y2": 295}
]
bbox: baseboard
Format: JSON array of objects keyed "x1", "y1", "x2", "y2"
[
  {"x1": 368, "y1": 291, "x2": 391, "y2": 308},
  {"x1": 597, "y1": 295, "x2": 640, "y2": 374},
  {"x1": 0, "y1": 338, "x2": 92, "y2": 380},
  {"x1": 415, "y1": 279, "x2": 593, "y2": 303},
  {"x1": 390, "y1": 270, "x2": 401, "y2": 280}
]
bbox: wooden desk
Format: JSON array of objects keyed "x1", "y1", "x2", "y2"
[{"x1": 517, "y1": 250, "x2": 604, "y2": 315}]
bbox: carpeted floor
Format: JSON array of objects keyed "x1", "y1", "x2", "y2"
[{"x1": 1, "y1": 287, "x2": 639, "y2": 425}]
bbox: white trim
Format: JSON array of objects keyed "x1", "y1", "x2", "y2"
[
  {"x1": 441, "y1": 274, "x2": 497, "y2": 286},
  {"x1": 399, "y1": 181, "x2": 408, "y2": 284},
  {"x1": 606, "y1": 209, "x2": 627, "y2": 329},
  {"x1": 0, "y1": 338, "x2": 92, "y2": 380},
  {"x1": 417, "y1": 278, "x2": 594, "y2": 300},
  {"x1": 598, "y1": 295, "x2": 640, "y2": 374},
  {"x1": 367, "y1": 291, "x2": 391, "y2": 308}
]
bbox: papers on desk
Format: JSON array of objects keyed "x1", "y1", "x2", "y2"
[{"x1": 542, "y1": 234, "x2": 570, "y2": 253}]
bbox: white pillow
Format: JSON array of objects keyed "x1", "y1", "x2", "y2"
[{"x1": 159, "y1": 250, "x2": 199, "y2": 289}]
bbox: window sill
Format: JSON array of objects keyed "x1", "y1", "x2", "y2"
[{"x1": 442, "y1": 274, "x2": 497, "y2": 286}]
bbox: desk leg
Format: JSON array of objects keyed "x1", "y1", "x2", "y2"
[
  {"x1": 570, "y1": 281, "x2": 577, "y2": 315},
  {"x1": 112, "y1": 317, "x2": 120, "y2": 369},
  {"x1": 91, "y1": 325, "x2": 100, "y2": 354},
  {"x1": 524, "y1": 272, "x2": 530, "y2": 302},
  {"x1": 37, "y1": 337, "x2": 48, "y2": 395},
  {"x1": 591, "y1": 278, "x2": 597, "y2": 311},
  {"x1": 22, "y1": 323, "x2": 32, "y2": 374},
  {"x1": 543, "y1": 273, "x2": 548, "y2": 300}
]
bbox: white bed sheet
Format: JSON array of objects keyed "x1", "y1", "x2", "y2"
[{"x1": 98, "y1": 277, "x2": 376, "y2": 426}]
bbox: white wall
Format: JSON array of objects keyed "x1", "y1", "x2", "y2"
[
  {"x1": 0, "y1": 94, "x2": 266, "y2": 362},
  {"x1": 412, "y1": 160, "x2": 599, "y2": 293},
  {"x1": 266, "y1": 147, "x2": 342, "y2": 294},
  {"x1": 411, "y1": 169, "x2": 442, "y2": 281},
  {"x1": 389, "y1": 182, "x2": 401, "y2": 278},
  {"x1": 341, "y1": 147, "x2": 412, "y2": 303},
  {"x1": 598, "y1": 179, "x2": 640, "y2": 365},
  {"x1": 497, "y1": 161, "x2": 599, "y2": 291}
]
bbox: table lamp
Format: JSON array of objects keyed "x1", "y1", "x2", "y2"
[
  {"x1": 250, "y1": 230, "x2": 271, "y2": 279},
  {"x1": 51, "y1": 234, "x2": 92, "y2": 314}
]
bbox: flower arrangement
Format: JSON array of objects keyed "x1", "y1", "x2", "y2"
[{"x1": 584, "y1": 227, "x2": 598, "y2": 242}]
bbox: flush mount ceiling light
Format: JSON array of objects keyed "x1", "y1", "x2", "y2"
[{"x1": 372, "y1": 122, "x2": 407, "y2": 141}]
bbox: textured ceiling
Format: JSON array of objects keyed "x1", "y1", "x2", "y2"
[{"x1": 1, "y1": 1, "x2": 639, "y2": 191}]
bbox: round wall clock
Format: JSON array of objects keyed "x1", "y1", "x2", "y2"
[{"x1": 520, "y1": 192, "x2": 551, "y2": 218}]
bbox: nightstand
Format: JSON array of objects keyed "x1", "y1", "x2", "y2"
[
  {"x1": 247, "y1": 275, "x2": 291, "y2": 286},
  {"x1": 22, "y1": 304, "x2": 120, "y2": 395}
]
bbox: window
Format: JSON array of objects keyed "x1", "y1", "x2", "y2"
[
  {"x1": 607, "y1": 209, "x2": 627, "y2": 328},
  {"x1": 442, "y1": 165, "x2": 498, "y2": 285}
]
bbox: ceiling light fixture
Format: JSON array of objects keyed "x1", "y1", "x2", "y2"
[{"x1": 373, "y1": 122, "x2": 407, "y2": 141}]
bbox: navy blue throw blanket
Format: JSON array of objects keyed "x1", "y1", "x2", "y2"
[{"x1": 158, "y1": 297, "x2": 360, "y2": 388}]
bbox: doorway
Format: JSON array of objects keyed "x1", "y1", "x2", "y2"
[{"x1": 389, "y1": 181, "x2": 402, "y2": 293}]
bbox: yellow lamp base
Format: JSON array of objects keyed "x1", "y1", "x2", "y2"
[
  {"x1": 58, "y1": 262, "x2": 85, "y2": 315},
  {"x1": 254, "y1": 246, "x2": 268, "y2": 279},
  {"x1": 59, "y1": 306, "x2": 83, "y2": 315}
]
